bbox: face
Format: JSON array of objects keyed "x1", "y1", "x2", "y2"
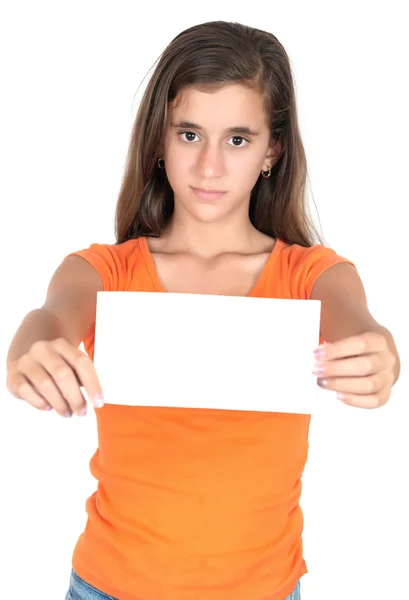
[{"x1": 161, "y1": 83, "x2": 281, "y2": 224}]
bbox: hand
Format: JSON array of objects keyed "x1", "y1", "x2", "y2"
[
  {"x1": 312, "y1": 331, "x2": 396, "y2": 409},
  {"x1": 6, "y1": 338, "x2": 104, "y2": 418}
]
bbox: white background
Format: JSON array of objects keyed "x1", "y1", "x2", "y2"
[{"x1": 1, "y1": 2, "x2": 407, "y2": 599}]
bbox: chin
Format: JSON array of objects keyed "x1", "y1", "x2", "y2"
[{"x1": 190, "y1": 201, "x2": 232, "y2": 220}]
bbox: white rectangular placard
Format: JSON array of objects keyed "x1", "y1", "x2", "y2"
[{"x1": 92, "y1": 292, "x2": 321, "y2": 413}]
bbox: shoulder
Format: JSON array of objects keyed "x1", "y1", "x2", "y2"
[
  {"x1": 280, "y1": 239, "x2": 344, "y2": 261},
  {"x1": 65, "y1": 237, "x2": 144, "y2": 291},
  {"x1": 279, "y1": 240, "x2": 356, "y2": 299}
]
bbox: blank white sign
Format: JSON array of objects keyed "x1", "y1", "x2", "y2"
[{"x1": 92, "y1": 292, "x2": 321, "y2": 414}]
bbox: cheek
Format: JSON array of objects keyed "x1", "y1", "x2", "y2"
[
  {"x1": 234, "y1": 156, "x2": 257, "y2": 173},
  {"x1": 227, "y1": 146, "x2": 262, "y2": 169},
  {"x1": 165, "y1": 142, "x2": 193, "y2": 174},
  {"x1": 232, "y1": 156, "x2": 262, "y2": 187},
  {"x1": 166, "y1": 166, "x2": 189, "y2": 195},
  {"x1": 163, "y1": 155, "x2": 191, "y2": 196}
]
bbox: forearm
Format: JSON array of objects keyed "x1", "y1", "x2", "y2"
[{"x1": 6, "y1": 308, "x2": 65, "y2": 368}]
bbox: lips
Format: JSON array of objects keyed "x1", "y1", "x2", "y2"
[
  {"x1": 191, "y1": 187, "x2": 227, "y2": 200},
  {"x1": 194, "y1": 187, "x2": 226, "y2": 193}
]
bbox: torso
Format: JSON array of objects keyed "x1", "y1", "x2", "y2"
[{"x1": 146, "y1": 232, "x2": 277, "y2": 296}]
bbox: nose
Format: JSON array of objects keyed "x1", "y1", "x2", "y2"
[{"x1": 196, "y1": 143, "x2": 225, "y2": 179}]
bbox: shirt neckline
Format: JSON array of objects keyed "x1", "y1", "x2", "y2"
[{"x1": 139, "y1": 235, "x2": 282, "y2": 297}]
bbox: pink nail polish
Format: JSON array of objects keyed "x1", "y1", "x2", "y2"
[
  {"x1": 312, "y1": 366, "x2": 324, "y2": 375},
  {"x1": 93, "y1": 395, "x2": 104, "y2": 408}
]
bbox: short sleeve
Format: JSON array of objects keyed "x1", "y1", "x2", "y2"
[
  {"x1": 65, "y1": 243, "x2": 122, "y2": 291},
  {"x1": 287, "y1": 243, "x2": 357, "y2": 299}
]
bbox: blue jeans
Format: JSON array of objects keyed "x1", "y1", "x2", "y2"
[{"x1": 65, "y1": 568, "x2": 301, "y2": 599}]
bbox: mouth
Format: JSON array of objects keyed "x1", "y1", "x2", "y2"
[
  {"x1": 191, "y1": 187, "x2": 227, "y2": 200},
  {"x1": 194, "y1": 187, "x2": 226, "y2": 193}
]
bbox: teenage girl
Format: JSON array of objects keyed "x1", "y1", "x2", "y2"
[{"x1": 6, "y1": 20, "x2": 400, "y2": 600}]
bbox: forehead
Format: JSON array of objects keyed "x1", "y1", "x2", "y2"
[{"x1": 168, "y1": 83, "x2": 269, "y2": 128}]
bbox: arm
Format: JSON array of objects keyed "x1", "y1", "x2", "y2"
[
  {"x1": 6, "y1": 255, "x2": 103, "y2": 368},
  {"x1": 311, "y1": 262, "x2": 400, "y2": 386}
]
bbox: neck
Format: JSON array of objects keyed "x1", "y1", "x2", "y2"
[{"x1": 162, "y1": 213, "x2": 261, "y2": 259}]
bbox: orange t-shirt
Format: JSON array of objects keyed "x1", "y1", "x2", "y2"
[{"x1": 66, "y1": 236, "x2": 355, "y2": 600}]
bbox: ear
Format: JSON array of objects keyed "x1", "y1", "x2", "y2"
[{"x1": 263, "y1": 136, "x2": 283, "y2": 171}]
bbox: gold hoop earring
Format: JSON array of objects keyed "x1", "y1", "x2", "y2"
[
  {"x1": 157, "y1": 157, "x2": 165, "y2": 169},
  {"x1": 261, "y1": 167, "x2": 271, "y2": 179}
]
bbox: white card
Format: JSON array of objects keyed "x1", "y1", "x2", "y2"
[{"x1": 92, "y1": 292, "x2": 321, "y2": 414}]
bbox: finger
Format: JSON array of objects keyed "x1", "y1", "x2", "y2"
[
  {"x1": 51, "y1": 339, "x2": 104, "y2": 407},
  {"x1": 7, "y1": 372, "x2": 53, "y2": 411},
  {"x1": 314, "y1": 351, "x2": 392, "y2": 378},
  {"x1": 316, "y1": 331, "x2": 388, "y2": 361},
  {"x1": 318, "y1": 368, "x2": 392, "y2": 394},
  {"x1": 336, "y1": 385, "x2": 392, "y2": 409},
  {"x1": 36, "y1": 351, "x2": 88, "y2": 416},
  {"x1": 18, "y1": 356, "x2": 73, "y2": 417}
]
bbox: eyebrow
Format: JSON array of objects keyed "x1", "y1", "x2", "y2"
[{"x1": 171, "y1": 120, "x2": 260, "y2": 136}]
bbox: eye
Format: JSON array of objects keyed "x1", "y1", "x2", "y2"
[
  {"x1": 178, "y1": 131, "x2": 199, "y2": 143},
  {"x1": 227, "y1": 136, "x2": 249, "y2": 148},
  {"x1": 178, "y1": 131, "x2": 249, "y2": 147}
]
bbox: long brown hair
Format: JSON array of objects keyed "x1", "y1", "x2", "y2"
[{"x1": 115, "y1": 21, "x2": 325, "y2": 247}]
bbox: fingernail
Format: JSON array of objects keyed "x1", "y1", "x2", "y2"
[
  {"x1": 336, "y1": 393, "x2": 345, "y2": 401},
  {"x1": 45, "y1": 405, "x2": 53, "y2": 411},
  {"x1": 78, "y1": 408, "x2": 87, "y2": 417},
  {"x1": 93, "y1": 394, "x2": 104, "y2": 408},
  {"x1": 65, "y1": 410, "x2": 73, "y2": 418},
  {"x1": 314, "y1": 349, "x2": 326, "y2": 360}
]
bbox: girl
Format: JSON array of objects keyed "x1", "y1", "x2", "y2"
[{"x1": 6, "y1": 20, "x2": 400, "y2": 600}]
